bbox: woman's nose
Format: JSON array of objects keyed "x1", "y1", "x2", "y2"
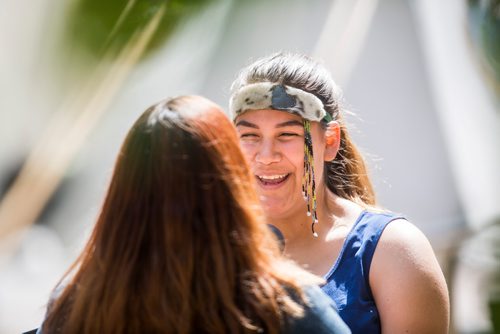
[{"x1": 255, "y1": 140, "x2": 281, "y2": 165}]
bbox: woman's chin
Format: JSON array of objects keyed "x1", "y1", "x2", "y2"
[{"x1": 260, "y1": 201, "x2": 299, "y2": 222}]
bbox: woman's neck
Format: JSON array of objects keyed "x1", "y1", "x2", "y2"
[
  {"x1": 267, "y1": 188, "x2": 363, "y2": 245},
  {"x1": 268, "y1": 189, "x2": 365, "y2": 276}
]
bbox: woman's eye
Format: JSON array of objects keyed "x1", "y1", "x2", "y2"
[
  {"x1": 279, "y1": 132, "x2": 299, "y2": 138},
  {"x1": 240, "y1": 133, "x2": 259, "y2": 139}
]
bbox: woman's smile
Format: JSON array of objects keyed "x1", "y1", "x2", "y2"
[{"x1": 255, "y1": 173, "x2": 291, "y2": 189}]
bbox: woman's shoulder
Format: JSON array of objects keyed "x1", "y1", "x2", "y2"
[
  {"x1": 284, "y1": 285, "x2": 351, "y2": 334},
  {"x1": 373, "y1": 217, "x2": 436, "y2": 265},
  {"x1": 369, "y1": 218, "x2": 450, "y2": 332},
  {"x1": 371, "y1": 217, "x2": 443, "y2": 278},
  {"x1": 34, "y1": 281, "x2": 71, "y2": 334}
]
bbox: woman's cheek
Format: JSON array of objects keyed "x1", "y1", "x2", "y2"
[
  {"x1": 280, "y1": 141, "x2": 305, "y2": 163},
  {"x1": 240, "y1": 142, "x2": 258, "y2": 160}
]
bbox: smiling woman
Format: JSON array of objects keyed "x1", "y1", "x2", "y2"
[{"x1": 230, "y1": 53, "x2": 450, "y2": 334}]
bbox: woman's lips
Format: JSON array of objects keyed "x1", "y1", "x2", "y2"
[{"x1": 255, "y1": 173, "x2": 290, "y2": 188}]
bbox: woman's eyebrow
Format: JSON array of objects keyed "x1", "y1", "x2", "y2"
[
  {"x1": 276, "y1": 120, "x2": 303, "y2": 128},
  {"x1": 235, "y1": 120, "x2": 258, "y2": 129}
]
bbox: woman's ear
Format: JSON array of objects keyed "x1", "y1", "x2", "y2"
[{"x1": 324, "y1": 121, "x2": 340, "y2": 161}]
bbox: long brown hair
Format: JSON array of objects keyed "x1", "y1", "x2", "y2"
[
  {"x1": 42, "y1": 96, "x2": 320, "y2": 334},
  {"x1": 231, "y1": 52, "x2": 376, "y2": 206}
]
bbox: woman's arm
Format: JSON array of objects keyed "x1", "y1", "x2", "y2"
[{"x1": 370, "y1": 219, "x2": 450, "y2": 334}]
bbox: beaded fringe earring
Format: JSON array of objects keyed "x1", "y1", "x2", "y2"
[{"x1": 302, "y1": 120, "x2": 319, "y2": 237}]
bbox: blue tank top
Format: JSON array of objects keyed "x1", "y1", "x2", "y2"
[{"x1": 321, "y1": 210, "x2": 404, "y2": 334}]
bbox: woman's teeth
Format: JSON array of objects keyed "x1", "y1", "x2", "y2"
[{"x1": 257, "y1": 174, "x2": 288, "y2": 185}]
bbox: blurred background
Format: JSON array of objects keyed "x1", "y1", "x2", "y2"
[{"x1": 0, "y1": 0, "x2": 498, "y2": 333}]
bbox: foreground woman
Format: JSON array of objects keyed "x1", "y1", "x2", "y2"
[{"x1": 36, "y1": 95, "x2": 350, "y2": 334}]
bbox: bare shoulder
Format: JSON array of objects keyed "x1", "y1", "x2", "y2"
[
  {"x1": 374, "y1": 219, "x2": 438, "y2": 268},
  {"x1": 370, "y1": 219, "x2": 450, "y2": 334}
]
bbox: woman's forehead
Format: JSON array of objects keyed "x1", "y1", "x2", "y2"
[{"x1": 236, "y1": 109, "x2": 302, "y2": 125}]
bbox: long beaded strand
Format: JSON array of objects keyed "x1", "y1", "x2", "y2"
[{"x1": 302, "y1": 120, "x2": 319, "y2": 237}]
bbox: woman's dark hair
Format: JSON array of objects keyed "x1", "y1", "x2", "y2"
[
  {"x1": 41, "y1": 95, "x2": 320, "y2": 334},
  {"x1": 231, "y1": 52, "x2": 376, "y2": 206}
]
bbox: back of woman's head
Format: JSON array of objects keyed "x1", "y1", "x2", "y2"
[
  {"x1": 42, "y1": 95, "x2": 313, "y2": 334},
  {"x1": 231, "y1": 52, "x2": 376, "y2": 206},
  {"x1": 102, "y1": 95, "x2": 262, "y2": 266}
]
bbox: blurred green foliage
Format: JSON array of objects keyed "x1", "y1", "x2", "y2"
[
  {"x1": 62, "y1": 0, "x2": 216, "y2": 63},
  {"x1": 460, "y1": 217, "x2": 500, "y2": 333},
  {"x1": 492, "y1": 299, "x2": 500, "y2": 333},
  {"x1": 467, "y1": 0, "x2": 500, "y2": 86}
]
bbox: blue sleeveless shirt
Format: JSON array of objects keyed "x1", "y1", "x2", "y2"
[{"x1": 321, "y1": 210, "x2": 404, "y2": 334}]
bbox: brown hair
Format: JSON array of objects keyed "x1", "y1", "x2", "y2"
[
  {"x1": 42, "y1": 96, "x2": 320, "y2": 333},
  {"x1": 231, "y1": 52, "x2": 376, "y2": 206}
]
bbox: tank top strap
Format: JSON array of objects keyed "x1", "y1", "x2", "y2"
[
  {"x1": 338, "y1": 210, "x2": 405, "y2": 282},
  {"x1": 324, "y1": 210, "x2": 405, "y2": 281},
  {"x1": 321, "y1": 210, "x2": 406, "y2": 334}
]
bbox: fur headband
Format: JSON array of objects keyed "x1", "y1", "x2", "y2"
[{"x1": 229, "y1": 82, "x2": 332, "y2": 122}]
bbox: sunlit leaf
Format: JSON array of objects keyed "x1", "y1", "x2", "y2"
[{"x1": 61, "y1": 0, "x2": 216, "y2": 63}]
